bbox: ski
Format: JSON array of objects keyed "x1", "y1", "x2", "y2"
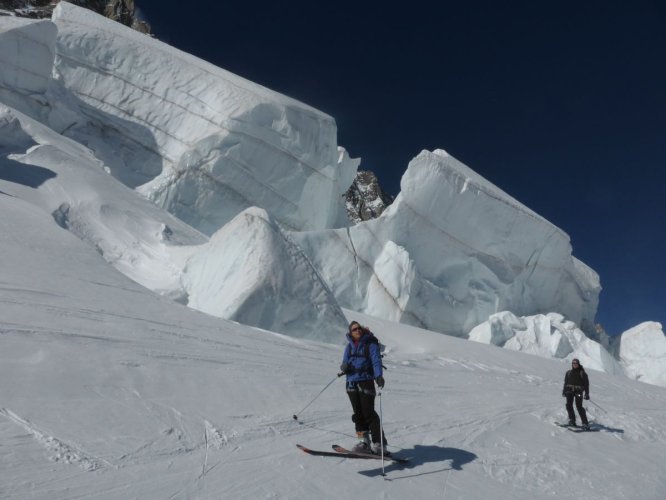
[
  {"x1": 567, "y1": 425, "x2": 600, "y2": 433},
  {"x1": 332, "y1": 444, "x2": 409, "y2": 463},
  {"x1": 296, "y1": 444, "x2": 376, "y2": 460},
  {"x1": 554, "y1": 421, "x2": 599, "y2": 432},
  {"x1": 554, "y1": 421, "x2": 577, "y2": 428}
]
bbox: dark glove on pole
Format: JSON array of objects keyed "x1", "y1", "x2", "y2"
[{"x1": 376, "y1": 376, "x2": 385, "y2": 389}]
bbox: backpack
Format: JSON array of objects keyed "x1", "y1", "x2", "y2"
[{"x1": 346, "y1": 331, "x2": 386, "y2": 369}]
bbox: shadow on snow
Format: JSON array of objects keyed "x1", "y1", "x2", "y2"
[
  {"x1": 358, "y1": 444, "x2": 477, "y2": 479},
  {"x1": 592, "y1": 422, "x2": 624, "y2": 434},
  {"x1": 0, "y1": 161, "x2": 57, "y2": 188}
]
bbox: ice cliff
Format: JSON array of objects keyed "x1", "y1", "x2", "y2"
[{"x1": 292, "y1": 149, "x2": 600, "y2": 337}]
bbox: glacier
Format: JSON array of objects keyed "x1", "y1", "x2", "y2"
[
  {"x1": 2, "y1": 6, "x2": 666, "y2": 498},
  {"x1": 2, "y1": 188, "x2": 666, "y2": 498},
  {"x1": 1, "y1": 3, "x2": 664, "y2": 388}
]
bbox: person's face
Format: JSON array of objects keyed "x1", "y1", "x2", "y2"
[
  {"x1": 350, "y1": 324, "x2": 362, "y2": 340},
  {"x1": 572, "y1": 361, "x2": 579, "y2": 369}
]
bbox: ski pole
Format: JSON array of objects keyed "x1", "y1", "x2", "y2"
[
  {"x1": 378, "y1": 390, "x2": 385, "y2": 477},
  {"x1": 292, "y1": 372, "x2": 344, "y2": 422},
  {"x1": 588, "y1": 399, "x2": 607, "y2": 414}
]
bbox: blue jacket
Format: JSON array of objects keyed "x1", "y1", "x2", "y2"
[{"x1": 342, "y1": 332, "x2": 383, "y2": 383}]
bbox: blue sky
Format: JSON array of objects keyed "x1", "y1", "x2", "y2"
[{"x1": 139, "y1": 0, "x2": 665, "y2": 335}]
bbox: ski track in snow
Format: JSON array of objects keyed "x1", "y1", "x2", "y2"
[{"x1": 0, "y1": 408, "x2": 109, "y2": 471}]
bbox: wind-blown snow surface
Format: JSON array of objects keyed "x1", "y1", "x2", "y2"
[{"x1": 2, "y1": 196, "x2": 666, "y2": 498}]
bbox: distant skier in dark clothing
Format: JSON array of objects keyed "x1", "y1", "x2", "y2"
[
  {"x1": 562, "y1": 358, "x2": 590, "y2": 429},
  {"x1": 339, "y1": 321, "x2": 388, "y2": 455}
]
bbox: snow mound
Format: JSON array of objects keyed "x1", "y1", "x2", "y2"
[
  {"x1": 0, "y1": 103, "x2": 206, "y2": 297},
  {"x1": 182, "y1": 207, "x2": 347, "y2": 342}
]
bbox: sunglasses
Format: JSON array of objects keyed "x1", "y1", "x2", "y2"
[{"x1": 350, "y1": 327, "x2": 361, "y2": 332}]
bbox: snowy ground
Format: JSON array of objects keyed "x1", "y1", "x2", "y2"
[
  {"x1": 2, "y1": 193, "x2": 666, "y2": 499},
  {"x1": 1, "y1": 7, "x2": 665, "y2": 498}
]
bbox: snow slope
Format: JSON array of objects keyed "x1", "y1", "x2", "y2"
[
  {"x1": 1, "y1": 61, "x2": 665, "y2": 496},
  {"x1": 1, "y1": 193, "x2": 666, "y2": 498}
]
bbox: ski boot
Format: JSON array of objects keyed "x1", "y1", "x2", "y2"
[
  {"x1": 581, "y1": 423, "x2": 590, "y2": 431},
  {"x1": 352, "y1": 431, "x2": 370, "y2": 452},
  {"x1": 371, "y1": 441, "x2": 391, "y2": 457}
]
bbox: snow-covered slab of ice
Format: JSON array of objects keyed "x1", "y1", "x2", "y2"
[
  {"x1": 51, "y1": 2, "x2": 357, "y2": 232},
  {"x1": 617, "y1": 322, "x2": 666, "y2": 386},
  {"x1": 0, "y1": 102, "x2": 207, "y2": 295},
  {"x1": 293, "y1": 149, "x2": 601, "y2": 337},
  {"x1": 0, "y1": 16, "x2": 56, "y2": 94}
]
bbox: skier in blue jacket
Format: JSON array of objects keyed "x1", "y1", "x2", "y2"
[{"x1": 339, "y1": 321, "x2": 388, "y2": 455}]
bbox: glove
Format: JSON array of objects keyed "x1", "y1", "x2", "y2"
[
  {"x1": 584, "y1": 394, "x2": 589, "y2": 400},
  {"x1": 375, "y1": 376, "x2": 385, "y2": 389},
  {"x1": 340, "y1": 363, "x2": 350, "y2": 374}
]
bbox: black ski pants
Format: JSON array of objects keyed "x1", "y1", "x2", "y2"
[
  {"x1": 347, "y1": 380, "x2": 385, "y2": 444},
  {"x1": 565, "y1": 392, "x2": 588, "y2": 425}
]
